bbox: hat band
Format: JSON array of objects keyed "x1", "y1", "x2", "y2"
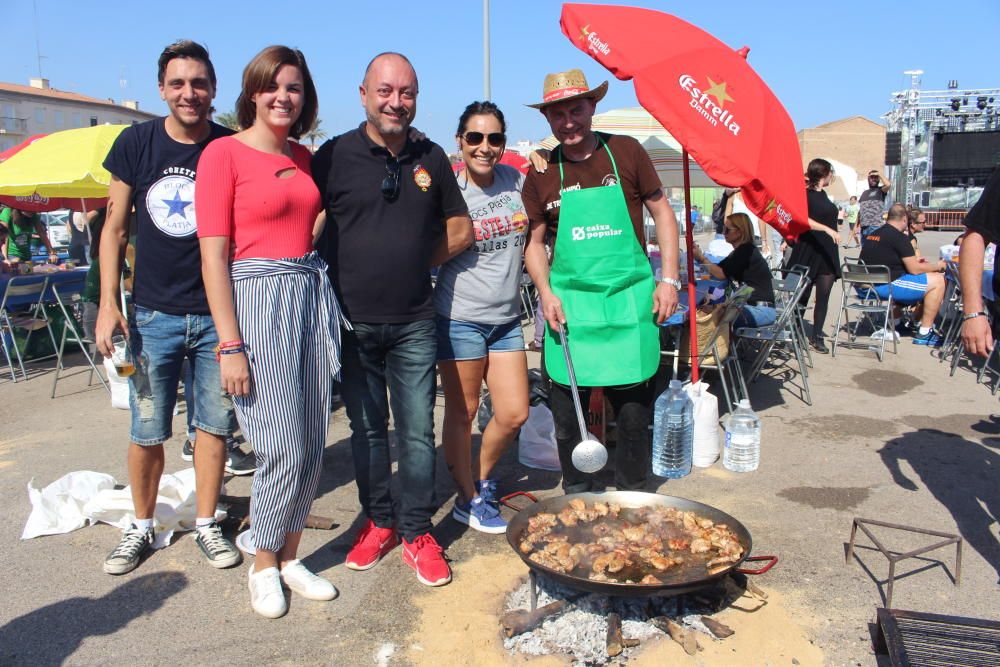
[{"x1": 542, "y1": 86, "x2": 590, "y2": 103}]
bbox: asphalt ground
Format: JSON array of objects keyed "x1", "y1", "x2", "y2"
[{"x1": 0, "y1": 230, "x2": 996, "y2": 666}]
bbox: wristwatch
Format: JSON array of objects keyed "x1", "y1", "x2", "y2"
[
  {"x1": 962, "y1": 311, "x2": 989, "y2": 321},
  {"x1": 660, "y1": 277, "x2": 682, "y2": 290}
]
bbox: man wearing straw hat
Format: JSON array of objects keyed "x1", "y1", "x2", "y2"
[{"x1": 522, "y1": 68, "x2": 681, "y2": 493}]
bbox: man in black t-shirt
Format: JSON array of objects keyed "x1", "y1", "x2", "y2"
[
  {"x1": 860, "y1": 203, "x2": 947, "y2": 346},
  {"x1": 312, "y1": 52, "x2": 471, "y2": 587},
  {"x1": 959, "y1": 165, "x2": 1000, "y2": 357},
  {"x1": 858, "y1": 170, "x2": 890, "y2": 245},
  {"x1": 94, "y1": 41, "x2": 240, "y2": 575}
]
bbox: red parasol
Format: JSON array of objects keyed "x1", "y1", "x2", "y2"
[
  {"x1": 0, "y1": 134, "x2": 107, "y2": 212},
  {"x1": 560, "y1": 3, "x2": 810, "y2": 380}
]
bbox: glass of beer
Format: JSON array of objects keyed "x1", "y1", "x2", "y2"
[{"x1": 111, "y1": 334, "x2": 135, "y2": 377}]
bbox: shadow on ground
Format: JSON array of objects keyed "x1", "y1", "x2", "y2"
[
  {"x1": 0, "y1": 572, "x2": 187, "y2": 665},
  {"x1": 878, "y1": 428, "x2": 1000, "y2": 583}
]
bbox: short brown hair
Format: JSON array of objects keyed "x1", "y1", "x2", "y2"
[
  {"x1": 236, "y1": 45, "x2": 318, "y2": 140},
  {"x1": 157, "y1": 40, "x2": 216, "y2": 89}
]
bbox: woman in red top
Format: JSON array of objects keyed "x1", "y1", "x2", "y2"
[{"x1": 196, "y1": 46, "x2": 344, "y2": 619}]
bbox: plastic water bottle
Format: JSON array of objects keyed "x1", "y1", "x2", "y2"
[
  {"x1": 652, "y1": 380, "x2": 694, "y2": 478},
  {"x1": 723, "y1": 399, "x2": 761, "y2": 472}
]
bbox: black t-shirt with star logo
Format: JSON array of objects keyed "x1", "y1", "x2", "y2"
[
  {"x1": 103, "y1": 118, "x2": 233, "y2": 315},
  {"x1": 312, "y1": 123, "x2": 468, "y2": 323}
]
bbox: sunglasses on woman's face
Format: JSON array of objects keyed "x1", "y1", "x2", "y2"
[
  {"x1": 462, "y1": 131, "x2": 506, "y2": 148},
  {"x1": 381, "y1": 156, "x2": 400, "y2": 201}
]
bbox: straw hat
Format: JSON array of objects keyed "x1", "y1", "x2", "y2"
[{"x1": 527, "y1": 69, "x2": 609, "y2": 110}]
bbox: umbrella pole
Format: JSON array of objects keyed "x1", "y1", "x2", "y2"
[{"x1": 682, "y1": 150, "x2": 699, "y2": 382}]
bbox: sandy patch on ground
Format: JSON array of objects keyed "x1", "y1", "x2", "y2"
[{"x1": 408, "y1": 552, "x2": 824, "y2": 666}]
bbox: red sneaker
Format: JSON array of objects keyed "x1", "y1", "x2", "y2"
[
  {"x1": 402, "y1": 533, "x2": 452, "y2": 587},
  {"x1": 345, "y1": 519, "x2": 398, "y2": 571}
]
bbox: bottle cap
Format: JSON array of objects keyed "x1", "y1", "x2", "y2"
[
  {"x1": 669, "y1": 379, "x2": 682, "y2": 389},
  {"x1": 738, "y1": 399, "x2": 751, "y2": 409}
]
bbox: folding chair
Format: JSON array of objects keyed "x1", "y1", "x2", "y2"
[
  {"x1": 49, "y1": 276, "x2": 110, "y2": 398},
  {"x1": 733, "y1": 270, "x2": 813, "y2": 405},
  {"x1": 831, "y1": 259, "x2": 896, "y2": 362},
  {"x1": 773, "y1": 265, "x2": 813, "y2": 369},
  {"x1": 938, "y1": 260, "x2": 965, "y2": 362},
  {"x1": 686, "y1": 286, "x2": 753, "y2": 413},
  {"x1": 0, "y1": 275, "x2": 58, "y2": 381},
  {"x1": 519, "y1": 272, "x2": 536, "y2": 324}
]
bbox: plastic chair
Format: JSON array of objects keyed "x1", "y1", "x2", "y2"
[
  {"x1": 831, "y1": 260, "x2": 896, "y2": 362},
  {"x1": 0, "y1": 275, "x2": 58, "y2": 381},
  {"x1": 734, "y1": 270, "x2": 813, "y2": 405},
  {"x1": 49, "y1": 276, "x2": 109, "y2": 398}
]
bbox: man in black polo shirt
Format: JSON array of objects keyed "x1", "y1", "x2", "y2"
[
  {"x1": 860, "y1": 203, "x2": 947, "y2": 346},
  {"x1": 312, "y1": 52, "x2": 472, "y2": 587}
]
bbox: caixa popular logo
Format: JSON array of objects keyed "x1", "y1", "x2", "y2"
[
  {"x1": 678, "y1": 74, "x2": 741, "y2": 136},
  {"x1": 578, "y1": 25, "x2": 611, "y2": 56},
  {"x1": 572, "y1": 226, "x2": 586, "y2": 241}
]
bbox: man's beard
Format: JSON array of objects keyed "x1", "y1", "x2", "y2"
[{"x1": 367, "y1": 108, "x2": 409, "y2": 136}]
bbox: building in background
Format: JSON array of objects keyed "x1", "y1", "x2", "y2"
[
  {"x1": 0, "y1": 77, "x2": 156, "y2": 151},
  {"x1": 797, "y1": 116, "x2": 886, "y2": 202},
  {"x1": 884, "y1": 72, "x2": 1000, "y2": 213}
]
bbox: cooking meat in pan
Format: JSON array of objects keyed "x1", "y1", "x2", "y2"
[{"x1": 518, "y1": 500, "x2": 745, "y2": 585}]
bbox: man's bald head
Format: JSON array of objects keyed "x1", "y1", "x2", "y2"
[{"x1": 363, "y1": 52, "x2": 418, "y2": 90}]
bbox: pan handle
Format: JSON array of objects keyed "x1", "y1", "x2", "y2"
[
  {"x1": 734, "y1": 555, "x2": 778, "y2": 575},
  {"x1": 500, "y1": 491, "x2": 538, "y2": 511}
]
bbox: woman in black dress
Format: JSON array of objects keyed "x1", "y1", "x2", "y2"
[{"x1": 786, "y1": 158, "x2": 841, "y2": 353}]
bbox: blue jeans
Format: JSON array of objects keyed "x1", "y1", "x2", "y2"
[
  {"x1": 128, "y1": 307, "x2": 234, "y2": 446},
  {"x1": 339, "y1": 319, "x2": 438, "y2": 540}
]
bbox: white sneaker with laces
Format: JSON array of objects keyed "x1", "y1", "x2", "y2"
[
  {"x1": 248, "y1": 566, "x2": 287, "y2": 618},
  {"x1": 280, "y1": 559, "x2": 338, "y2": 601}
]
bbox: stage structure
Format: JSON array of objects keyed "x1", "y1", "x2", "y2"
[{"x1": 884, "y1": 71, "x2": 1000, "y2": 211}]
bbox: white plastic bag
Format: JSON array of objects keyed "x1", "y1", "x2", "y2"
[
  {"x1": 518, "y1": 404, "x2": 562, "y2": 471},
  {"x1": 104, "y1": 356, "x2": 130, "y2": 410},
  {"x1": 21, "y1": 471, "x2": 118, "y2": 539},
  {"x1": 685, "y1": 381, "x2": 721, "y2": 467}
]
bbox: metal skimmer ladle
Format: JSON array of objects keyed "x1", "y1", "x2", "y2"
[{"x1": 558, "y1": 323, "x2": 609, "y2": 473}]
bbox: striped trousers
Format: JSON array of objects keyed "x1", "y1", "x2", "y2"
[{"x1": 230, "y1": 253, "x2": 344, "y2": 553}]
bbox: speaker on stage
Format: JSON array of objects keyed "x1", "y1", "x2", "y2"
[{"x1": 885, "y1": 131, "x2": 902, "y2": 166}]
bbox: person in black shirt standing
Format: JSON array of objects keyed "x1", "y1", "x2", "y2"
[
  {"x1": 693, "y1": 212, "x2": 776, "y2": 327},
  {"x1": 959, "y1": 166, "x2": 1000, "y2": 357},
  {"x1": 312, "y1": 52, "x2": 472, "y2": 587},
  {"x1": 786, "y1": 159, "x2": 842, "y2": 353},
  {"x1": 860, "y1": 203, "x2": 947, "y2": 346},
  {"x1": 858, "y1": 169, "x2": 891, "y2": 246}
]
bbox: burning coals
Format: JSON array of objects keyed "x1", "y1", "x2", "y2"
[{"x1": 501, "y1": 574, "x2": 763, "y2": 665}]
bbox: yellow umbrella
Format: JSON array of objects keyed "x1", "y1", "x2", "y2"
[{"x1": 0, "y1": 124, "x2": 127, "y2": 199}]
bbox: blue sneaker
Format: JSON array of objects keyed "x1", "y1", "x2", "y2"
[
  {"x1": 476, "y1": 479, "x2": 500, "y2": 509},
  {"x1": 912, "y1": 330, "x2": 942, "y2": 347},
  {"x1": 452, "y1": 496, "x2": 507, "y2": 534}
]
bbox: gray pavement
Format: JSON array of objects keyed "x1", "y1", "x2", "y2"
[{"x1": 1, "y1": 230, "x2": 997, "y2": 666}]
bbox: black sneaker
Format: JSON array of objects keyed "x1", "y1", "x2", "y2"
[
  {"x1": 225, "y1": 445, "x2": 257, "y2": 476},
  {"x1": 195, "y1": 521, "x2": 242, "y2": 568},
  {"x1": 810, "y1": 337, "x2": 830, "y2": 354},
  {"x1": 103, "y1": 524, "x2": 154, "y2": 575},
  {"x1": 181, "y1": 439, "x2": 194, "y2": 462}
]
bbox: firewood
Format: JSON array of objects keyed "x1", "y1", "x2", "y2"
[
  {"x1": 701, "y1": 616, "x2": 735, "y2": 638},
  {"x1": 606, "y1": 612, "x2": 624, "y2": 656},
  {"x1": 650, "y1": 616, "x2": 700, "y2": 656},
  {"x1": 500, "y1": 601, "x2": 568, "y2": 638}
]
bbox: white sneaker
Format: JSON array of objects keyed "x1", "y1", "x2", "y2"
[
  {"x1": 280, "y1": 559, "x2": 338, "y2": 601},
  {"x1": 870, "y1": 328, "x2": 901, "y2": 342},
  {"x1": 248, "y1": 566, "x2": 287, "y2": 618}
]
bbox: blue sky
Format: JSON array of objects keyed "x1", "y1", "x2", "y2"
[{"x1": 3, "y1": 1, "x2": 998, "y2": 147}]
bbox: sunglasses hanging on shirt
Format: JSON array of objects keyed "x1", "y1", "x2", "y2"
[{"x1": 382, "y1": 156, "x2": 400, "y2": 201}]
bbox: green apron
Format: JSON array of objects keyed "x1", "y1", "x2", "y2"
[{"x1": 543, "y1": 139, "x2": 660, "y2": 387}]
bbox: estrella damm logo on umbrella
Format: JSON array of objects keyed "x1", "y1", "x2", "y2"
[
  {"x1": 678, "y1": 75, "x2": 741, "y2": 136},
  {"x1": 578, "y1": 24, "x2": 611, "y2": 56}
]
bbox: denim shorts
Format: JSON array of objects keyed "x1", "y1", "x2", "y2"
[
  {"x1": 436, "y1": 316, "x2": 524, "y2": 361},
  {"x1": 735, "y1": 304, "x2": 777, "y2": 328},
  {"x1": 128, "y1": 306, "x2": 235, "y2": 446}
]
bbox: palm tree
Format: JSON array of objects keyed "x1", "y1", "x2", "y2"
[
  {"x1": 304, "y1": 119, "x2": 328, "y2": 151},
  {"x1": 214, "y1": 110, "x2": 241, "y2": 131}
]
